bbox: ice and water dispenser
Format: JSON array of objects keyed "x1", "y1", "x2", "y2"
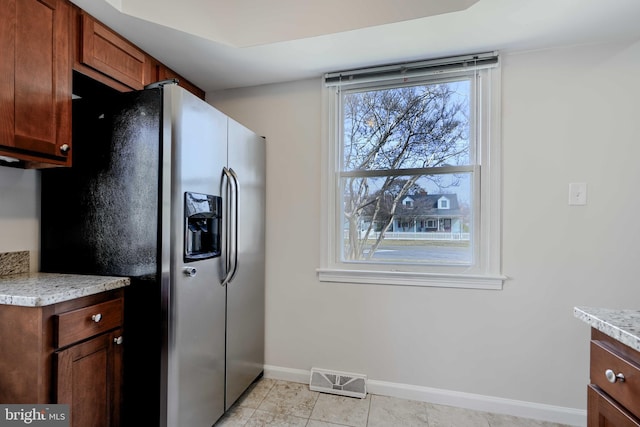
[{"x1": 184, "y1": 192, "x2": 222, "y2": 262}]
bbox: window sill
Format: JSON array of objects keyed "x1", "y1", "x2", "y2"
[{"x1": 316, "y1": 268, "x2": 506, "y2": 290}]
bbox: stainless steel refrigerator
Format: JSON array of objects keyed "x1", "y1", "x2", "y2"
[{"x1": 41, "y1": 74, "x2": 265, "y2": 426}]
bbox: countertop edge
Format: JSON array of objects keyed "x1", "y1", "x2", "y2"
[
  {"x1": 0, "y1": 273, "x2": 131, "y2": 307},
  {"x1": 574, "y1": 306, "x2": 640, "y2": 353}
]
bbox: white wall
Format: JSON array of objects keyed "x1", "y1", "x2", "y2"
[
  {"x1": 0, "y1": 167, "x2": 39, "y2": 270},
  {"x1": 0, "y1": 37, "x2": 638, "y2": 419},
  {"x1": 208, "y1": 39, "x2": 640, "y2": 414}
]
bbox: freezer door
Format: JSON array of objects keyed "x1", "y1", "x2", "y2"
[
  {"x1": 225, "y1": 119, "x2": 266, "y2": 409},
  {"x1": 162, "y1": 85, "x2": 228, "y2": 427}
]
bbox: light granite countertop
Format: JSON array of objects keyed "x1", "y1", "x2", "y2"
[
  {"x1": 574, "y1": 306, "x2": 640, "y2": 352},
  {"x1": 0, "y1": 273, "x2": 130, "y2": 307}
]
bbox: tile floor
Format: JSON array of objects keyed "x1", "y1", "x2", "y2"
[{"x1": 215, "y1": 378, "x2": 574, "y2": 427}]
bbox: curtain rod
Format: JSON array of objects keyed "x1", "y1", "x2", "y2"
[{"x1": 325, "y1": 51, "x2": 499, "y2": 87}]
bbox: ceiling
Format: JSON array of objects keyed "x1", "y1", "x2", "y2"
[{"x1": 70, "y1": 0, "x2": 640, "y2": 92}]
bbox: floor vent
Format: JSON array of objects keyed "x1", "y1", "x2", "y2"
[{"x1": 309, "y1": 367, "x2": 367, "y2": 399}]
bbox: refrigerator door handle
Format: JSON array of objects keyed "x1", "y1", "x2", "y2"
[
  {"x1": 220, "y1": 167, "x2": 234, "y2": 287},
  {"x1": 221, "y1": 167, "x2": 239, "y2": 286},
  {"x1": 228, "y1": 168, "x2": 240, "y2": 283}
]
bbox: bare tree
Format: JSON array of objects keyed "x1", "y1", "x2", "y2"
[{"x1": 342, "y1": 82, "x2": 469, "y2": 260}]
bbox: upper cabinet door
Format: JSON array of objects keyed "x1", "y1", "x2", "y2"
[
  {"x1": 79, "y1": 12, "x2": 147, "y2": 90},
  {"x1": 0, "y1": 0, "x2": 72, "y2": 167}
]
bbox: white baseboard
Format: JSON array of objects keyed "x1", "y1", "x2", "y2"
[
  {"x1": 264, "y1": 365, "x2": 310, "y2": 384},
  {"x1": 263, "y1": 365, "x2": 586, "y2": 427}
]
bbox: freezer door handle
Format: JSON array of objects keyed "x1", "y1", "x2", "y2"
[{"x1": 221, "y1": 167, "x2": 239, "y2": 287}]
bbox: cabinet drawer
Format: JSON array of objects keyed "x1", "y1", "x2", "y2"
[
  {"x1": 591, "y1": 340, "x2": 640, "y2": 420},
  {"x1": 55, "y1": 298, "x2": 123, "y2": 348}
]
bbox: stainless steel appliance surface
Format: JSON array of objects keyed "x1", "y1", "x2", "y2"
[{"x1": 41, "y1": 74, "x2": 265, "y2": 427}]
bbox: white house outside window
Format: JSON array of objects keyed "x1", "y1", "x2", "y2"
[{"x1": 318, "y1": 53, "x2": 505, "y2": 289}]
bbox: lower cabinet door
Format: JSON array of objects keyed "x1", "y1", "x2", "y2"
[
  {"x1": 588, "y1": 385, "x2": 640, "y2": 427},
  {"x1": 55, "y1": 329, "x2": 123, "y2": 427}
]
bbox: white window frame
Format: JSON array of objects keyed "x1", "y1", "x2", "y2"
[{"x1": 318, "y1": 53, "x2": 505, "y2": 290}]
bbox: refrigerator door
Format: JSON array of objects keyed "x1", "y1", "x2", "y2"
[
  {"x1": 225, "y1": 118, "x2": 266, "y2": 409},
  {"x1": 162, "y1": 85, "x2": 228, "y2": 426}
]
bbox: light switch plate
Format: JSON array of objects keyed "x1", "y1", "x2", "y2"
[{"x1": 569, "y1": 183, "x2": 587, "y2": 205}]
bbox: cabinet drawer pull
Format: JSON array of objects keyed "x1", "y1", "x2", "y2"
[
  {"x1": 60, "y1": 144, "x2": 70, "y2": 154},
  {"x1": 113, "y1": 336, "x2": 123, "y2": 345},
  {"x1": 605, "y1": 369, "x2": 625, "y2": 383},
  {"x1": 91, "y1": 313, "x2": 102, "y2": 323}
]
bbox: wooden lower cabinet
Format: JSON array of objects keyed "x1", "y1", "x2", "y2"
[
  {"x1": 587, "y1": 329, "x2": 640, "y2": 427},
  {"x1": 589, "y1": 385, "x2": 640, "y2": 427},
  {"x1": 55, "y1": 328, "x2": 123, "y2": 427},
  {"x1": 0, "y1": 289, "x2": 124, "y2": 426}
]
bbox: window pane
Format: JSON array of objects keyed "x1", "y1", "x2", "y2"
[
  {"x1": 342, "y1": 79, "x2": 471, "y2": 172},
  {"x1": 340, "y1": 173, "x2": 472, "y2": 265}
]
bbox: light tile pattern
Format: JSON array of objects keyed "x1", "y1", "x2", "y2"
[{"x1": 215, "y1": 378, "x2": 573, "y2": 427}]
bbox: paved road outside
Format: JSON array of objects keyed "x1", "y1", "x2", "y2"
[{"x1": 368, "y1": 242, "x2": 471, "y2": 263}]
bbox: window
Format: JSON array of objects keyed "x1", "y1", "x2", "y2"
[
  {"x1": 438, "y1": 197, "x2": 450, "y2": 210},
  {"x1": 318, "y1": 53, "x2": 505, "y2": 289}
]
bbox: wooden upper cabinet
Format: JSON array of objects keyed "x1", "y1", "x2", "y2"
[
  {"x1": 0, "y1": 0, "x2": 72, "y2": 167},
  {"x1": 77, "y1": 11, "x2": 148, "y2": 90},
  {"x1": 72, "y1": 8, "x2": 206, "y2": 99},
  {"x1": 156, "y1": 65, "x2": 206, "y2": 100}
]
